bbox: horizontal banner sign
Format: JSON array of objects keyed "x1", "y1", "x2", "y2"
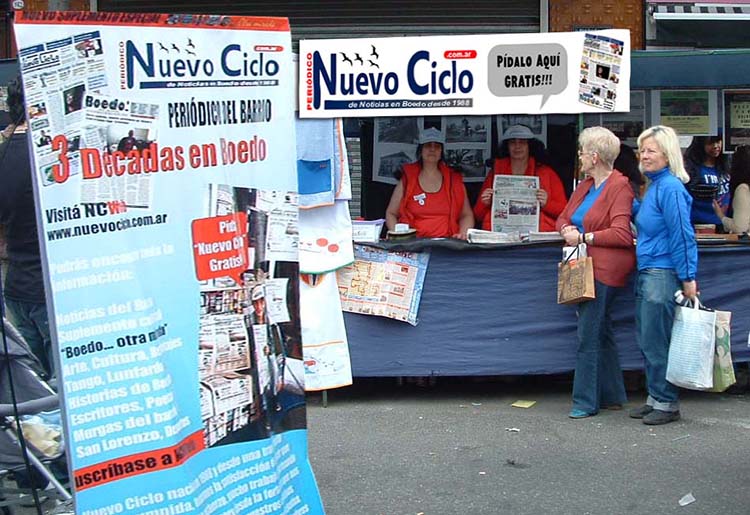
[{"x1": 299, "y1": 30, "x2": 630, "y2": 118}]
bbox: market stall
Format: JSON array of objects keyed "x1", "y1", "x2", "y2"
[{"x1": 343, "y1": 241, "x2": 750, "y2": 377}]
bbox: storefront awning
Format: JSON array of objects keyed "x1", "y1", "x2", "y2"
[
  {"x1": 631, "y1": 49, "x2": 750, "y2": 88},
  {"x1": 647, "y1": 1, "x2": 750, "y2": 46}
]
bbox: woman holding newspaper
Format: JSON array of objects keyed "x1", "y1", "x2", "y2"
[
  {"x1": 556, "y1": 127, "x2": 636, "y2": 419},
  {"x1": 385, "y1": 127, "x2": 474, "y2": 239},
  {"x1": 629, "y1": 125, "x2": 697, "y2": 425},
  {"x1": 473, "y1": 124, "x2": 567, "y2": 232}
]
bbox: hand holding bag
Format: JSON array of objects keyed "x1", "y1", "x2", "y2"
[
  {"x1": 557, "y1": 244, "x2": 595, "y2": 305},
  {"x1": 666, "y1": 295, "x2": 716, "y2": 390}
]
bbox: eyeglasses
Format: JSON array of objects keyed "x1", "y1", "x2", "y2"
[{"x1": 577, "y1": 150, "x2": 597, "y2": 158}]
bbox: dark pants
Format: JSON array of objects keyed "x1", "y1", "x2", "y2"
[
  {"x1": 572, "y1": 280, "x2": 627, "y2": 413},
  {"x1": 4, "y1": 298, "x2": 53, "y2": 378}
]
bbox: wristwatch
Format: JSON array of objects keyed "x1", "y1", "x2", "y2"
[{"x1": 585, "y1": 232, "x2": 594, "y2": 245}]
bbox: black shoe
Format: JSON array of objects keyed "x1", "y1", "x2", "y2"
[
  {"x1": 628, "y1": 404, "x2": 653, "y2": 419},
  {"x1": 642, "y1": 409, "x2": 680, "y2": 425}
]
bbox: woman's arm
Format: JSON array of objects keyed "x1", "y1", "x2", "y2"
[
  {"x1": 472, "y1": 172, "x2": 494, "y2": 223},
  {"x1": 539, "y1": 166, "x2": 567, "y2": 218},
  {"x1": 454, "y1": 195, "x2": 475, "y2": 239},
  {"x1": 719, "y1": 184, "x2": 750, "y2": 234},
  {"x1": 588, "y1": 182, "x2": 635, "y2": 248},
  {"x1": 385, "y1": 180, "x2": 404, "y2": 231}
]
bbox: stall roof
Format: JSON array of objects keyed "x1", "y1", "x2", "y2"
[{"x1": 631, "y1": 49, "x2": 750, "y2": 89}]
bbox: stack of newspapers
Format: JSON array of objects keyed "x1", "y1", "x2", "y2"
[
  {"x1": 466, "y1": 229, "x2": 521, "y2": 244},
  {"x1": 527, "y1": 231, "x2": 564, "y2": 242}
]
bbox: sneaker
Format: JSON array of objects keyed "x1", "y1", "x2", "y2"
[
  {"x1": 628, "y1": 404, "x2": 653, "y2": 419},
  {"x1": 568, "y1": 408, "x2": 595, "y2": 419},
  {"x1": 601, "y1": 404, "x2": 623, "y2": 411},
  {"x1": 643, "y1": 409, "x2": 680, "y2": 425}
]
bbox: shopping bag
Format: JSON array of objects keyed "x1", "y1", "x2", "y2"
[
  {"x1": 557, "y1": 245, "x2": 595, "y2": 305},
  {"x1": 666, "y1": 297, "x2": 716, "y2": 390},
  {"x1": 708, "y1": 310, "x2": 735, "y2": 393}
]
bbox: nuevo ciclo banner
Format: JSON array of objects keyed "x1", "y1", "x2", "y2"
[{"x1": 14, "y1": 10, "x2": 323, "y2": 515}]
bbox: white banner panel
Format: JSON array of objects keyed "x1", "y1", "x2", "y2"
[{"x1": 299, "y1": 30, "x2": 630, "y2": 118}]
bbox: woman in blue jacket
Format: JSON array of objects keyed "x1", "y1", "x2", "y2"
[{"x1": 630, "y1": 125, "x2": 698, "y2": 426}]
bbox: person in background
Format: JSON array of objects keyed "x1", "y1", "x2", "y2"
[
  {"x1": 684, "y1": 135, "x2": 729, "y2": 227},
  {"x1": 0, "y1": 77, "x2": 54, "y2": 379},
  {"x1": 557, "y1": 127, "x2": 635, "y2": 419},
  {"x1": 614, "y1": 143, "x2": 644, "y2": 201},
  {"x1": 385, "y1": 127, "x2": 474, "y2": 239},
  {"x1": 713, "y1": 144, "x2": 750, "y2": 234},
  {"x1": 630, "y1": 125, "x2": 697, "y2": 426},
  {"x1": 474, "y1": 124, "x2": 567, "y2": 232}
]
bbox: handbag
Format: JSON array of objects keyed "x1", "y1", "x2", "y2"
[
  {"x1": 557, "y1": 244, "x2": 595, "y2": 305},
  {"x1": 708, "y1": 309, "x2": 736, "y2": 393},
  {"x1": 666, "y1": 296, "x2": 716, "y2": 390}
]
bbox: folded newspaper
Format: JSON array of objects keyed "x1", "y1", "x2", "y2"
[
  {"x1": 467, "y1": 229, "x2": 521, "y2": 244},
  {"x1": 527, "y1": 231, "x2": 564, "y2": 242}
]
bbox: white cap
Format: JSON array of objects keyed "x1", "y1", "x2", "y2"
[
  {"x1": 251, "y1": 285, "x2": 264, "y2": 301},
  {"x1": 501, "y1": 124, "x2": 535, "y2": 141},
  {"x1": 418, "y1": 127, "x2": 445, "y2": 145}
]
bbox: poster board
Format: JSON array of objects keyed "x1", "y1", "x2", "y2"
[{"x1": 14, "y1": 10, "x2": 323, "y2": 514}]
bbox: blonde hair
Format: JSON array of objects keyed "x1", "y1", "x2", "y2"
[
  {"x1": 637, "y1": 125, "x2": 689, "y2": 183},
  {"x1": 579, "y1": 126, "x2": 620, "y2": 168}
]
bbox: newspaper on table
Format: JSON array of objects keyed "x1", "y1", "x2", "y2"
[
  {"x1": 466, "y1": 228, "x2": 521, "y2": 244},
  {"x1": 491, "y1": 175, "x2": 540, "y2": 234},
  {"x1": 336, "y1": 244, "x2": 429, "y2": 326}
]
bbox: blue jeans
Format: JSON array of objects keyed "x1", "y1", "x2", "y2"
[
  {"x1": 572, "y1": 280, "x2": 627, "y2": 413},
  {"x1": 4, "y1": 298, "x2": 53, "y2": 378},
  {"x1": 635, "y1": 269, "x2": 681, "y2": 412}
]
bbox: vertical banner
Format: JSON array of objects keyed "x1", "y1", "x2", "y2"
[{"x1": 15, "y1": 11, "x2": 323, "y2": 514}]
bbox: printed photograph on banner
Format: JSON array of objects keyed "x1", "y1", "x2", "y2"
[
  {"x1": 445, "y1": 116, "x2": 490, "y2": 144},
  {"x1": 654, "y1": 90, "x2": 716, "y2": 136},
  {"x1": 723, "y1": 90, "x2": 750, "y2": 152},
  {"x1": 497, "y1": 114, "x2": 547, "y2": 147},
  {"x1": 373, "y1": 117, "x2": 421, "y2": 184},
  {"x1": 443, "y1": 115, "x2": 491, "y2": 182},
  {"x1": 578, "y1": 33, "x2": 624, "y2": 111},
  {"x1": 445, "y1": 147, "x2": 489, "y2": 182},
  {"x1": 195, "y1": 184, "x2": 304, "y2": 447},
  {"x1": 600, "y1": 90, "x2": 645, "y2": 147}
]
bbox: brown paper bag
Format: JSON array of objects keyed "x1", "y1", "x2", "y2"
[{"x1": 557, "y1": 256, "x2": 595, "y2": 305}]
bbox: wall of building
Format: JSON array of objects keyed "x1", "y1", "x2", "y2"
[{"x1": 549, "y1": 0, "x2": 644, "y2": 49}]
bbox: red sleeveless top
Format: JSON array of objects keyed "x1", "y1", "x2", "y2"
[{"x1": 398, "y1": 162, "x2": 467, "y2": 238}]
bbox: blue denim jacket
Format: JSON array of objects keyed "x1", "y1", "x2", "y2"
[{"x1": 635, "y1": 167, "x2": 697, "y2": 281}]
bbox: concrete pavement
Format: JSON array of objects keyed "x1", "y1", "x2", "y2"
[{"x1": 306, "y1": 375, "x2": 750, "y2": 515}]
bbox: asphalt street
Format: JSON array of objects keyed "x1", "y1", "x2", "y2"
[{"x1": 306, "y1": 375, "x2": 750, "y2": 515}]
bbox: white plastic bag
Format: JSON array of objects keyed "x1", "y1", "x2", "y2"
[{"x1": 666, "y1": 297, "x2": 716, "y2": 390}]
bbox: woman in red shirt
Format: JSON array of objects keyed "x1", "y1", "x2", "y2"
[
  {"x1": 385, "y1": 128, "x2": 474, "y2": 239},
  {"x1": 556, "y1": 126, "x2": 636, "y2": 419},
  {"x1": 474, "y1": 124, "x2": 567, "y2": 232}
]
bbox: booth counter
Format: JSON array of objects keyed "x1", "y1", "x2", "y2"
[{"x1": 343, "y1": 241, "x2": 750, "y2": 377}]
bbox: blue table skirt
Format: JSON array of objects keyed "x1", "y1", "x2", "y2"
[{"x1": 343, "y1": 242, "x2": 750, "y2": 377}]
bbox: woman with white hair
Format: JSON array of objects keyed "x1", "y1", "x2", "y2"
[
  {"x1": 629, "y1": 125, "x2": 697, "y2": 426},
  {"x1": 556, "y1": 127, "x2": 636, "y2": 419}
]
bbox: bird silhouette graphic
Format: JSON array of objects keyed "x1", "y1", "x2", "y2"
[
  {"x1": 370, "y1": 45, "x2": 379, "y2": 59},
  {"x1": 187, "y1": 38, "x2": 195, "y2": 49},
  {"x1": 171, "y1": 43, "x2": 180, "y2": 53},
  {"x1": 186, "y1": 49, "x2": 196, "y2": 56},
  {"x1": 368, "y1": 59, "x2": 379, "y2": 69},
  {"x1": 158, "y1": 42, "x2": 169, "y2": 53},
  {"x1": 354, "y1": 53, "x2": 364, "y2": 65},
  {"x1": 340, "y1": 52, "x2": 353, "y2": 65}
]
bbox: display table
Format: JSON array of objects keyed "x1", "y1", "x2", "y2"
[{"x1": 343, "y1": 241, "x2": 750, "y2": 377}]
